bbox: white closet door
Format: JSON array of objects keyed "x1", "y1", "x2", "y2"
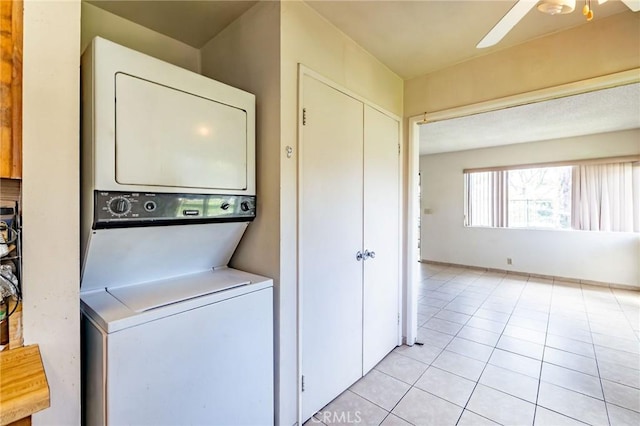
[
  {"x1": 301, "y1": 75, "x2": 364, "y2": 421},
  {"x1": 363, "y1": 105, "x2": 400, "y2": 373}
]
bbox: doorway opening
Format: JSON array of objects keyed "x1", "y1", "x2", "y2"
[{"x1": 405, "y1": 69, "x2": 639, "y2": 349}]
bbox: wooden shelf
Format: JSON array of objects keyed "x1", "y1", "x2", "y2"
[{"x1": 0, "y1": 345, "x2": 50, "y2": 425}]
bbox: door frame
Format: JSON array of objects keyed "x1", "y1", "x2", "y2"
[
  {"x1": 405, "y1": 115, "x2": 421, "y2": 346},
  {"x1": 296, "y1": 64, "x2": 403, "y2": 425}
]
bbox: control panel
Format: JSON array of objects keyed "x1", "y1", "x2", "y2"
[{"x1": 94, "y1": 191, "x2": 256, "y2": 228}]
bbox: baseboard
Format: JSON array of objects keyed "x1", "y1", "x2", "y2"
[{"x1": 420, "y1": 259, "x2": 639, "y2": 291}]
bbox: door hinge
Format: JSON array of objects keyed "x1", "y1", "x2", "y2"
[
  {"x1": 398, "y1": 143, "x2": 401, "y2": 155},
  {"x1": 301, "y1": 375, "x2": 305, "y2": 392},
  {"x1": 302, "y1": 108, "x2": 307, "y2": 126},
  {"x1": 398, "y1": 313, "x2": 400, "y2": 325}
]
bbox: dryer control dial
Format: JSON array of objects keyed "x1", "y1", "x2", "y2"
[{"x1": 108, "y1": 196, "x2": 131, "y2": 216}]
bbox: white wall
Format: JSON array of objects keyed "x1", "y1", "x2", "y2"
[
  {"x1": 420, "y1": 129, "x2": 640, "y2": 287},
  {"x1": 81, "y1": 2, "x2": 200, "y2": 72},
  {"x1": 22, "y1": 1, "x2": 81, "y2": 424}
]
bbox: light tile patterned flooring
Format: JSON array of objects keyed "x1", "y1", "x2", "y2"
[{"x1": 308, "y1": 263, "x2": 640, "y2": 426}]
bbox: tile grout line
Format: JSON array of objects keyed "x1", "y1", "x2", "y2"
[
  {"x1": 532, "y1": 278, "x2": 554, "y2": 425},
  {"x1": 412, "y1": 268, "x2": 493, "y2": 425},
  {"x1": 381, "y1": 267, "x2": 471, "y2": 426},
  {"x1": 581, "y1": 282, "x2": 612, "y2": 426},
  {"x1": 609, "y1": 286, "x2": 640, "y2": 344},
  {"x1": 503, "y1": 277, "x2": 550, "y2": 425},
  {"x1": 540, "y1": 281, "x2": 622, "y2": 418},
  {"x1": 453, "y1": 272, "x2": 529, "y2": 425},
  {"x1": 419, "y1": 270, "x2": 483, "y2": 425},
  {"x1": 380, "y1": 265, "x2": 638, "y2": 426}
]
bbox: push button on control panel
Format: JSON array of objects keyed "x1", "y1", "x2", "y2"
[{"x1": 143, "y1": 201, "x2": 157, "y2": 212}]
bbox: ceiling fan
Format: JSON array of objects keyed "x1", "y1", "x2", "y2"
[{"x1": 477, "y1": 0, "x2": 640, "y2": 49}]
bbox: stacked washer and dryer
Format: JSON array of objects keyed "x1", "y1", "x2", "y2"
[{"x1": 80, "y1": 37, "x2": 273, "y2": 425}]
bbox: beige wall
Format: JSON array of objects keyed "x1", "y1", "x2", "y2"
[
  {"x1": 199, "y1": 0, "x2": 284, "y2": 422},
  {"x1": 202, "y1": 2, "x2": 403, "y2": 424},
  {"x1": 23, "y1": 3, "x2": 199, "y2": 424},
  {"x1": 282, "y1": 1, "x2": 403, "y2": 117},
  {"x1": 405, "y1": 11, "x2": 640, "y2": 116},
  {"x1": 201, "y1": 1, "x2": 281, "y2": 286},
  {"x1": 81, "y1": 2, "x2": 200, "y2": 72},
  {"x1": 420, "y1": 129, "x2": 640, "y2": 287},
  {"x1": 280, "y1": 2, "x2": 403, "y2": 424},
  {"x1": 22, "y1": 1, "x2": 81, "y2": 424}
]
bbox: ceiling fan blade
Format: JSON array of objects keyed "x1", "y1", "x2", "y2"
[
  {"x1": 477, "y1": 0, "x2": 538, "y2": 49},
  {"x1": 621, "y1": 0, "x2": 640, "y2": 12}
]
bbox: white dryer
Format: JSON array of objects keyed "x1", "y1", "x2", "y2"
[{"x1": 80, "y1": 38, "x2": 273, "y2": 425}]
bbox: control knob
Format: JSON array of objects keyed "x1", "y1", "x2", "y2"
[
  {"x1": 240, "y1": 201, "x2": 251, "y2": 212},
  {"x1": 108, "y1": 197, "x2": 131, "y2": 216}
]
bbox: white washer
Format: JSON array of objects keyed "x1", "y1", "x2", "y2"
[
  {"x1": 81, "y1": 221, "x2": 274, "y2": 426},
  {"x1": 80, "y1": 37, "x2": 273, "y2": 425},
  {"x1": 82, "y1": 267, "x2": 273, "y2": 426}
]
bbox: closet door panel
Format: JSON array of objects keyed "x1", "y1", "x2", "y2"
[
  {"x1": 300, "y1": 75, "x2": 364, "y2": 421},
  {"x1": 363, "y1": 105, "x2": 400, "y2": 373}
]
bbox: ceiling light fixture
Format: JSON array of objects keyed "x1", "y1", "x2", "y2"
[
  {"x1": 582, "y1": 0, "x2": 595, "y2": 21},
  {"x1": 478, "y1": 0, "x2": 638, "y2": 50},
  {"x1": 537, "y1": 0, "x2": 576, "y2": 15}
]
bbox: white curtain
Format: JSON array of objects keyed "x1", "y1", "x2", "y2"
[
  {"x1": 572, "y1": 162, "x2": 639, "y2": 232},
  {"x1": 465, "y1": 171, "x2": 507, "y2": 227}
]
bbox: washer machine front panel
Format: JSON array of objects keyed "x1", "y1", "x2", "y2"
[{"x1": 82, "y1": 285, "x2": 274, "y2": 426}]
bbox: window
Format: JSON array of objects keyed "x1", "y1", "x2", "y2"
[
  {"x1": 508, "y1": 166, "x2": 572, "y2": 229},
  {"x1": 464, "y1": 158, "x2": 639, "y2": 232}
]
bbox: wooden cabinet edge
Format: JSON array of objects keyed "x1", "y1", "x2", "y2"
[
  {"x1": 1, "y1": 0, "x2": 23, "y2": 179},
  {"x1": 0, "y1": 345, "x2": 50, "y2": 426},
  {"x1": 11, "y1": 0, "x2": 22, "y2": 179}
]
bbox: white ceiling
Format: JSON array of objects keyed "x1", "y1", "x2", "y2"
[
  {"x1": 87, "y1": 0, "x2": 633, "y2": 79},
  {"x1": 419, "y1": 83, "x2": 640, "y2": 155},
  {"x1": 306, "y1": 0, "x2": 631, "y2": 79}
]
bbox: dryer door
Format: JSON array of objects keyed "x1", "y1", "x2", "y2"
[{"x1": 115, "y1": 73, "x2": 248, "y2": 191}]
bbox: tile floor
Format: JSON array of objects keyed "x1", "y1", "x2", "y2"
[{"x1": 307, "y1": 263, "x2": 640, "y2": 426}]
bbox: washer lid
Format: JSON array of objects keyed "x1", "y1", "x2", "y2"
[{"x1": 107, "y1": 269, "x2": 250, "y2": 313}]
